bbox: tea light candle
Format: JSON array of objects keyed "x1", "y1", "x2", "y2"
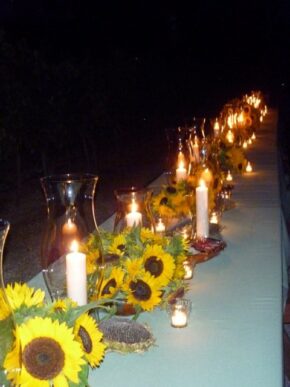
[
  {"x1": 242, "y1": 141, "x2": 248, "y2": 149},
  {"x1": 196, "y1": 179, "x2": 209, "y2": 239},
  {"x1": 171, "y1": 306, "x2": 188, "y2": 327},
  {"x1": 156, "y1": 218, "x2": 166, "y2": 234},
  {"x1": 66, "y1": 240, "x2": 87, "y2": 306},
  {"x1": 245, "y1": 161, "x2": 253, "y2": 173},
  {"x1": 183, "y1": 260, "x2": 193, "y2": 280},
  {"x1": 176, "y1": 160, "x2": 187, "y2": 182},
  {"x1": 62, "y1": 218, "x2": 77, "y2": 235},
  {"x1": 213, "y1": 119, "x2": 220, "y2": 137},
  {"x1": 226, "y1": 170, "x2": 233, "y2": 182},
  {"x1": 125, "y1": 198, "x2": 142, "y2": 227},
  {"x1": 210, "y1": 211, "x2": 219, "y2": 224},
  {"x1": 226, "y1": 130, "x2": 234, "y2": 144}
]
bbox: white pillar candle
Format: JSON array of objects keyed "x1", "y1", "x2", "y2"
[
  {"x1": 171, "y1": 306, "x2": 188, "y2": 327},
  {"x1": 156, "y1": 218, "x2": 166, "y2": 234},
  {"x1": 176, "y1": 160, "x2": 187, "y2": 182},
  {"x1": 66, "y1": 240, "x2": 87, "y2": 305},
  {"x1": 196, "y1": 179, "x2": 209, "y2": 239},
  {"x1": 125, "y1": 198, "x2": 142, "y2": 227}
]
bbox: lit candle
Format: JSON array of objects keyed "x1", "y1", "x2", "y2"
[
  {"x1": 226, "y1": 170, "x2": 233, "y2": 182},
  {"x1": 196, "y1": 179, "x2": 209, "y2": 239},
  {"x1": 242, "y1": 141, "x2": 248, "y2": 149},
  {"x1": 201, "y1": 168, "x2": 213, "y2": 186},
  {"x1": 213, "y1": 119, "x2": 220, "y2": 137},
  {"x1": 210, "y1": 211, "x2": 219, "y2": 224},
  {"x1": 62, "y1": 218, "x2": 77, "y2": 235},
  {"x1": 251, "y1": 132, "x2": 256, "y2": 140},
  {"x1": 125, "y1": 198, "x2": 142, "y2": 227},
  {"x1": 192, "y1": 136, "x2": 200, "y2": 164},
  {"x1": 237, "y1": 112, "x2": 244, "y2": 126},
  {"x1": 183, "y1": 260, "x2": 193, "y2": 280},
  {"x1": 176, "y1": 160, "x2": 187, "y2": 182},
  {"x1": 66, "y1": 240, "x2": 87, "y2": 305},
  {"x1": 245, "y1": 161, "x2": 253, "y2": 173},
  {"x1": 248, "y1": 138, "x2": 252, "y2": 145},
  {"x1": 226, "y1": 130, "x2": 234, "y2": 144},
  {"x1": 171, "y1": 306, "x2": 188, "y2": 327},
  {"x1": 156, "y1": 218, "x2": 166, "y2": 234}
]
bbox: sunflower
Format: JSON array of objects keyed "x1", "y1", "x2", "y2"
[
  {"x1": 49, "y1": 298, "x2": 77, "y2": 313},
  {"x1": 3, "y1": 328, "x2": 22, "y2": 385},
  {"x1": 0, "y1": 289, "x2": 11, "y2": 320},
  {"x1": 18, "y1": 316, "x2": 85, "y2": 386},
  {"x1": 173, "y1": 263, "x2": 186, "y2": 280},
  {"x1": 142, "y1": 245, "x2": 175, "y2": 287},
  {"x1": 74, "y1": 313, "x2": 106, "y2": 367},
  {"x1": 108, "y1": 234, "x2": 126, "y2": 256},
  {"x1": 123, "y1": 258, "x2": 144, "y2": 278},
  {"x1": 99, "y1": 267, "x2": 124, "y2": 299},
  {"x1": 140, "y1": 227, "x2": 163, "y2": 244},
  {"x1": 5, "y1": 283, "x2": 45, "y2": 311},
  {"x1": 123, "y1": 272, "x2": 162, "y2": 311}
]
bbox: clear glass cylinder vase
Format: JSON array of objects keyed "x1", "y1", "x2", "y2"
[
  {"x1": 0, "y1": 220, "x2": 21, "y2": 386},
  {"x1": 40, "y1": 174, "x2": 104, "y2": 303},
  {"x1": 113, "y1": 187, "x2": 154, "y2": 233}
]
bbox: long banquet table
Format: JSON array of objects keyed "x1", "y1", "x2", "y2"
[{"x1": 31, "y1": 110, "x2": 284, "y2": 387}]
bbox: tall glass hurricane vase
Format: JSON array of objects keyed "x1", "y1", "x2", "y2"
[
  {"x1": 41, "y1": 174, "x2": 104, "y2": 302},
  {"x1": 0, "y1": 220, "x2": 21, "y2": 386}
]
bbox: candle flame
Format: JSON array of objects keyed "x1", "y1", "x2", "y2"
[
  {"x1": 70, "y1": 240, "x2": 79, "y2": 253},
  {"x1": 130, "y1": 198, "x2": 138, "y2": 212},
  {"x1": 246, "y1": 161, "x2": 253, "y2": 173},
  {"x1": 199, "y1": 179, "x2": 206, "y2": 188}
]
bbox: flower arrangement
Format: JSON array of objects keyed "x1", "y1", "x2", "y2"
[
  {"x1": 81, "y1": 226, "x2": 189, "y2": 316},
  {"x1": 0, "y1": 283, "x2": 106, "y2": 386}
]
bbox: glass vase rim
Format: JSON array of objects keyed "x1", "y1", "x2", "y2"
[
  {"x1": 114, "y1": 186, "x2": 152, "y2": 196},
  {"x1": 40, "y1": 173, "x2": 99, "y2": 184},
  {"x1": 0, "y1": 218, "x2": 10, "y2": 231}
]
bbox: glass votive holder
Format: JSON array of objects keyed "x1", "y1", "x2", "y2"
[
  {"x1": 167, "y1": 299, "x2": 192, "y2": 328},
  {"x1": 183, "y1": 259, "x2": 196, "y2": 280}
]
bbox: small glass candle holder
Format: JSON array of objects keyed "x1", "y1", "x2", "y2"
[
  {"x1": 167, "y1": 299, "x2": 192, "y2": 328},
  {"x1": 183, "y1": 259, "x2": 196, "y2": 280},
  {"x1": 114, "y1": 187, "x2": 154, "y2": 233}
]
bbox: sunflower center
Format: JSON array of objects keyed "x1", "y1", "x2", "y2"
[
  {"x1": 144, "y1": 256, "x2": 163, "y2": 277},
  {"x1": 78, "y1": 325, "x2": 93, "y2": 354},
  {"x1": 166, "y1": 186, "x2": 176, "y2": 194},
  {"x1": 102, "y1": 278, "x2": 117, "y2": 296},
  {"x1": 117, "y1": 244, "x2": 125, "y2": 252},
  {"x1": 130, "y1": 280, "x2": 152, "y2": 301},
  {"x1": 23, "y1": 337, "x2": 64, "y2": 380},
  {"x1": 160, "y1": 197, "x2": 168, "y2": 205}
]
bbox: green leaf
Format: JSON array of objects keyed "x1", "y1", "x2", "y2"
[{"x1": 0, "y1": 316, "x2": 15, "y2": 368}]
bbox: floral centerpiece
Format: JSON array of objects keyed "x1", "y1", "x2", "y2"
[
  {"x1": 81, "y1": 226, "x2": 189, "y2": 316},
  {"x1": 0, "y1": 283, "x2": 107, "y2": 386}
]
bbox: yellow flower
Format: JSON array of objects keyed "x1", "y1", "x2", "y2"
[
  {"x1": 18, "y1": 316, "x2": 85, "y2": 386},
  {"x1": 3, "y1": 329, "x2": 21, "y2": 386},
  {"x1": 123, "y1": 272, "x2": 162, "y2": 311},
  {"x1": 142, "y1": 245, "x2": 175, "y2": 287},
  {"x1": 86, "y1": 250, "x2": 100, "y2": 275},
  {"x1": 99, "y1": 267, "x2": 124, "y2": 299},
  {"x1": 124, "y1": 258, "x2": 144, "y2": 278},
  {"x1": 108, "y1": 234, "x2": 126, "y2": 256},
  {"x1": 173, "y1": 263, "x2": 186, "y2": 280},
  {"x1": 74, "y1": 313, "x2": 106, "y2": 368},
  {"x1": 5, "y1": 283, "x2": 45, "y2": 311},
  {"x1": 50, "y1": 298, "x2": 78, "y2": 313},
  {"x1": 0, "y1": 289, "x2": 11, "y2": 320}
]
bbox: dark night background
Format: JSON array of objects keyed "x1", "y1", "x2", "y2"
[{"x1": 0, "y1": 0, "x2": 290, "y2": 195}]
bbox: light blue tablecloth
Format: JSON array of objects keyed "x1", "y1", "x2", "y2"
[{"x1": 30, "y1": 111, "x2": 284, "y2": 387}]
